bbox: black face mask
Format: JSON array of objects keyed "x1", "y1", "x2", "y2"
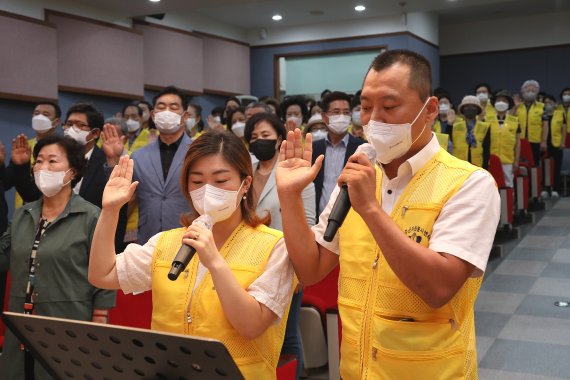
[
  {"x1": 249, "y1": 139, "x2": 277, "y2": 161},
  {"x1": 462, "y1": 107, "x2": 479, "y2": 119}
]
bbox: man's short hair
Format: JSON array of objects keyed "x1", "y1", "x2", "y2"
[
  {"x1": 152, "y1": 85, "x2": 188, "y2": 110},
  {"x1": 65, "y1": 103, "x2": 104, "y2": 130},
  {"x1": 321, "y1": 91, "x2": 352, "y2": 113},
  {"x1": 122, "y1": 103, "x2": 143, "y2": 117},
  {"x1": 105, "y1": 117, "x2": 128, "y2": 136},
  {"x1": 35, "y1": 101, "x2": 62, "y2": 118},
  {"x1": 367, "y1": 49, "x2": 432, "y2": 101}
]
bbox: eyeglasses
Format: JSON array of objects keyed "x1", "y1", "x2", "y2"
[{"x1": 64, "y1": 120, "x2": 89, "y2": 129}]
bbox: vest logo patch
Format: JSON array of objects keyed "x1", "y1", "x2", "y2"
[{"x1": 404, "y1": 226, "x2": 431, "y2": 244}]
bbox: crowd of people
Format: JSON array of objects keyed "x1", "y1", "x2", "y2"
[{"x1": 0, "y1": 48, "x2": 565, "y2": 379}]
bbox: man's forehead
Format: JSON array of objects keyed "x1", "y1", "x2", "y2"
[
  {"x1": 156, "y1": 94, "x2": 182, "y2": 105},
  {"x1": 35, "y1": 104, "x2": 55, "y2": 113}
]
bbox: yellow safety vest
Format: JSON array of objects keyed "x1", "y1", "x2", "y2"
[
  {"x1": 14, "y1": 138, "x2": 37, "y2": 208},
  {"x1": 489, "y1": 114, "x2": 519, "y2": 164},
  {"x1": 151, "y1": 223, "x2": 291, "y2": 380},
  {"x1": 452, "y1": 120, "x2": 490, "y2": 167},
  {"x1": 482, "y1": 102, "x2": 497, "y2": 120},
  {"x1": 550, "y1": 109, "x2": 566, "y2": 148},
  {"x1": 432, "y1": 120, "x2": 450, "y2": 151},
  {"x1": 516, "y1": 102, "x2": 544, "y2": 143},
  {"x1": 337, "y1": 149, "x2": 482, "y2": 380}
]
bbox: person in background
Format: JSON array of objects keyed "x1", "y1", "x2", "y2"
[
  {"x1": 351, "y1": 123, "x2": 365, "y2": 140},
  {"x1": 228, "y1": 107, "x2": 247, "y2": 139},
  {"x1": 0, "y1": 135, "x2": 116, "y2": 380},
  {"x1": 432, "y1": 93, "x2": 456, "y2": 152},
  {"x1": 515, "y1": 79, "x2": 546, "y2": 166},
  {"x1": 488, "y1": 90, "x2": 520, "y2": 188},
  {"x1": 276, "y1": 49, "x2": 500, "y2": 380},
  {"x1": 185, "y1": 103, "x2": 204, "y2": 138},
  {"x1": 541, "y1": 94, "x2": 566, "y2": 198},
  {"x1": 558, "y1": 87, "x2": 570, "y2": 144},
  {"x1": 537, "y1": 91, "x2": 547, "y2": 104},
  {"x1": 309, "y1": 103, "x2": 323, "y2": 116},
  {"x1": 260, "y1": 96, "x2": 280, "y2": 115},
  {"x1": 312, "y1": 91, "x2": 365, "y2": 217},
  {"x1": 306, "y1": 98, "x2": 317, "y2": 114},
  {"x1": 123, "y1": 103, "x2": 153, "y2": 154},
  {"x1": 104, "y1": 86, "x2": 192, "y2": 244},
  {"x1": 244, "y1": 113, "x2": 315, "y2": 379},
  {"x1": 136, "y1": 100, "x2": 155, "y2": 130},
  {"x1": 245, "y1": 102, "x2": 271, "y2": 121},
  {"x1": 207, "y1": 106, "x2": 226, "y2": 131},
  {"x1": 475, "y1": 83, "x2": 496, "y2": 120},
  {"x1": 280, "y1": 96, "x2": 309, "y2": 133},
  {"x1": 13, "y1": 102, "x2": 62, "y2": 209},
  {"x1": 305, "y1": 114, "x2": 328, "y2": 141},
  {"x1": 320, "y1": 89, "x2": 331, "y2": 101},
  {"x1": 222, "y1": 96, "x2": 241, "y2": 125},
  {"x1": 0, "y1": 141, "x2": 10, "y2": 235},
  {"x1": 89, "y1": 131, "x2": 294, "y2": 379},
  {"x1": 451, "y1": 95, "x2": 491, "y2": 169}
]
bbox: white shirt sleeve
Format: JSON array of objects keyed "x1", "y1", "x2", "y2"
[
  {"x1": 115, "y1": 232, "x2": 162, "y2": 294},
  {"x1": 429, "y1": 170, "x2": 500, "y2": 277},
  {"x1": 312, "y1": 185, "x2": 341, "y2": 255},
  {"x1": 246, "y1": 238, "x2": 295, "y2": 322}
]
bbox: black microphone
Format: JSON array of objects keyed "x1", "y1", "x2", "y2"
[
  {"x1": 323, "y1": 144, "x2": 377, "y2": 242},
  {"x1": 168, "y1": 214, "x2": 213, "y2": 281}
]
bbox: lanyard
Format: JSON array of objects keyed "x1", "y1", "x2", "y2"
[{"x1": 23, "y1": 218, "x2": 50, "y2": 315}]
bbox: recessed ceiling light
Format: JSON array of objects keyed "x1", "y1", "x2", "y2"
[
  {"x1": 149, "y1": 0, "x2": 160, "y2": 2},
  {"x1": 272, "y1": 14, "x2": 283, "y2": 21},
  {"x1": 355, "y1": 5, "x2": 366, "y2": 12}
]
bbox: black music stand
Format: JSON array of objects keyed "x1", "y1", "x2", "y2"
[{"x1": 2, "y1": 311, "x2": 244, "y2": 380}]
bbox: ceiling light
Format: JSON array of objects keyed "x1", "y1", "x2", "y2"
[
  {"x1": 149, "y1": 0, "x2": 160, "y2": 2},
  {"x1": 355, "y1": 5, "x2": 366, "y2": 12},
  {"x1": 272, "y1": 14, "x2": 283, "y2": 21}
]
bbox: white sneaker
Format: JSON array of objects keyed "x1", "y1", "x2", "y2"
[
  {"x1": 541, "y1": 190, "x2": 550, "y2": 199},
  {"x1": 551, "y1": 191, "x2": 560, "y2": 198}
]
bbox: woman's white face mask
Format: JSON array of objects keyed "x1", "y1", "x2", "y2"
[{"x1": 189, "y1": 181, "x2": 245, "y2": 224}]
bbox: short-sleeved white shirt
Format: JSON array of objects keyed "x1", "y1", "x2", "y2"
[
  {"x1": 115, "y1": 233, "x2": 294, "y2": 320},
  {"x1": 312, "y1": 134, "x2": 500, "y2": 277}
]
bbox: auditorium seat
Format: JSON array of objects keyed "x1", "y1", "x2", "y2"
[
  {"x1": 0, "y1": 272, "x2": 11, "y2": 349},
  {"x1": 108, "y1": 290, "x2": 152, "y2": 329}
]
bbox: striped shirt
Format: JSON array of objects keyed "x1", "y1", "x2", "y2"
[{"x1": 319, "y1": 133, "x2": 350, "y2": 214}]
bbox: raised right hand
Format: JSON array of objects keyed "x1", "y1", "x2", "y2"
[
  {"x1": 103, "y1": 155, "x2": 138, "y2": 212},
  {"x1": 11, "y1": 134, "x2": 31, "y2": 165},
  {"x1": 276, "y1": 129, "x2": 323, "y2": 195},
  {"x1": 101, "y1": 124, "x2": 125, "y2": 165}
]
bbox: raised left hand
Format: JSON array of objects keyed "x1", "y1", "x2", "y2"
[
  {"x1": 183, "y1": 224, "x2": 221, "y2": 270},
  {"x1": 337, "y1": 152, "x2": 378, "y2": 216}
]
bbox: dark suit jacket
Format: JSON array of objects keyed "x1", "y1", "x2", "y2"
[
  {"x1": 311, "y1": 134, "x2": 366, "y2": 217},
  {"x1": 12, "y1": 146, "x2": 128, "y2": 251}
]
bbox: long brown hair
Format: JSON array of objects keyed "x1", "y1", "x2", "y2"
[{"x1": 180, "y1": 130, "x2": 270, "y2": 227}]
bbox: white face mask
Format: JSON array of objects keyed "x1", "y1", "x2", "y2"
[
  {"x1": 189, "y1": 181, "x2": 245, "y2": 224},
  {"x1": 311, "y1": 130, "x2": 328, "y2": 141},
  {"x1": 185, "y1": 117, "x2": 196, "y2": 134},
  {"x1": 34, "y1": 169, "x2": 71, "y2": 197},
  {"x1": 64, "y1": 126, "x2": 92, "y2": 146},
  {"x1": 32, "y1": 114, "x2": 53, "y2": 132},
  {"x1": 495, "y1": 101, "x2": 509, "y2": 113},
  {"x1": 231, "y1": 121, "x2": 246, "y2": 138},
  {"x1": 352, "y1": 111, "x2": 361, "y2": 127},
  {"x1": 477, "y1": 92, "x2": 489, "y2": 103},
  {"x1": 126, "y1": 119, "x2": 141, "y2": 133},
  {"x1": 154, "y1": 110, "x2": 182, "y2": 134},
  {"x1": 523, "y1": 90, "x2": 537, "y2": 102},
  {"x1": 562, "y1": 95, "x2": 570, "y2": 104},
  {"x1": 364, "y1": 98, "x2": 430, "y2": 165},
  {"x1": 287, "y1": 116, "x2": 303, "y2": 129},
  {"x1": 328, "y1": 114, "x2": 351, "y2": 134},
  {"x1": 438, "y1": 103, "x2": 450, "y2": 115}
]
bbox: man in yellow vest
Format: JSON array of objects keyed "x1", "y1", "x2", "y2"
[
  {"x1": 276, "y1": 49, "x2": 500, "y2": 380},
  {"x1": 488, "y1": 90, "x2": 520, "y2": 187},
  {"x1": 451, "y1": 95, "x2": 491, "y2": 169},
  {"x1": 475, "y1": 83, "x2": 496, "y2": 121},
  {"x1": 515, "y1": 79, "x2": 546, "y2": 166},
  {"x1": 542, "y1": 95, "x2": 567, "y2": 198}
]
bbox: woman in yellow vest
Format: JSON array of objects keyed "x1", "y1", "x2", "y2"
[
  {"x1": 558, "y1": 87, "x2": 570, "y2": 147},
  {"x1": 515, "y1": 79, "x2": 546, "y2": 166},
  {"x1": 431, "y1": 93, "x2": 455, "y2": 152},
  {"x1": 451, "y1": 95, "x2": 491, "y2": 169},
  {"x1": 542, "y1": 95, "x2": 567, "y2": 198},
  {"x1": 488, "y1": 90, "x2": 520, "y2": 187},
  {"x1": 474, "y1": 83, "x2": 497, "y2": 121},
  {"x1": 88, "y1": 130, "x2": 295, "y2": 380}
]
